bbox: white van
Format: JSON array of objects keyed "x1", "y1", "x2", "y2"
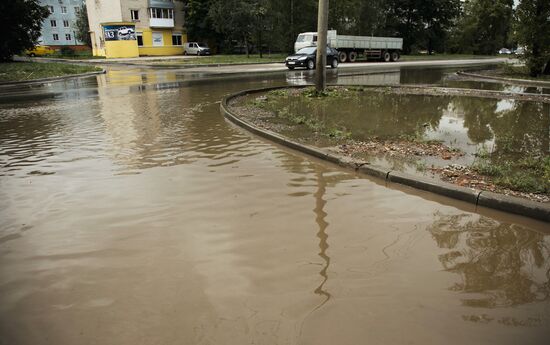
[{"x1": 184, "y1": 42, "x2": 211, "y2": 56}]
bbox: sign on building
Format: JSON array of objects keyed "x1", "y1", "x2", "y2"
[{"x1": 103, "y1": 25, "x2": 136, "y2": 41}]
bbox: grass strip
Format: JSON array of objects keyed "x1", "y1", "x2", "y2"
[{"x1": 0, "y1": 62, "x2": 102, "y2": 82}]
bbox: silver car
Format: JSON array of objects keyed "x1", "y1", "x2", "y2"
[{"x1": 184, "y1": 42, "x2": 211, "y2": 56}]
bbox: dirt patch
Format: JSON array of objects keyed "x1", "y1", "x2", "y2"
[{"x1": 336, "y1": 140, "x2": 463, "y2": 161}]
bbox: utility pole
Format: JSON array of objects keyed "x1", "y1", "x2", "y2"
[{"x1": 315, "y1": 0, "x2": 329, "y2": 92}]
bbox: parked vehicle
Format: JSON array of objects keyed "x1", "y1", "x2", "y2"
[
  {"x1": 25, "y1": 45, "x2": 56, "y2": 57},
  {"x1": 285, "y1": 46, "x2": 339, "y2": 70},
  {"x1": 184, "y1": 42, "x2": 211, "y2": 56},
  {"x1": 294, "y1": 30, "x2": 403, "y2": 63},
  {"x1": 498, "y1": 48, "x2": 512, "y2": 55},
  {"x1": 514, "y1": 47, "x2": 525, "y2": 55}
]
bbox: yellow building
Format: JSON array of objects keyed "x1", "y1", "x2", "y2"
[{"x1": 86, "y1": 0, "x2": 187, "y2": 58}]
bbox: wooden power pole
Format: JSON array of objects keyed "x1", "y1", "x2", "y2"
[{"x1": 315, "y1": 0, "x2": 329, "y2": 92}]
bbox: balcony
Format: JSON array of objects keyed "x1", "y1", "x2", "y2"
[
  {"x1": 149, "y1": 18, "x2": 174, "y2": 28},
  {"x1": 148, "y1": 1, "x2": 175, "y2": 28},
  {"x1": 148, "y1": 0, "x2": 174, "y2": 8}
]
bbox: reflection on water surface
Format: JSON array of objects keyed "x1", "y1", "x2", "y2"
[{"x1": 429, "y1": 213, "x2": 550, "y2": 308}]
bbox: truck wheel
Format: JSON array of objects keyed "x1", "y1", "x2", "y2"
[
  {"x1": 307, "y1": 59, "x2": 315, "y2": 70},
  {"x1": 338, "y1": 51, "x2": 347, "y2": 63},
  {"x1": 382, "y1": 51, "x2": 391, "y2": 62},
  {"x1": 391, "y1": 51, "x2": 400, "y2": 62},
  {"x1": 331, "y1": 58, "x2": 338, "y2": 69},
  {"x1": 348, "y1": 51, "x2": 357, "y2": 62}
]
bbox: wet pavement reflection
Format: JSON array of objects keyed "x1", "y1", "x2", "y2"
[{"x1": 0, "y1": 65, "x2": 549, "y2": 345}]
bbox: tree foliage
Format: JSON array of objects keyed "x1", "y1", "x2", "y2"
[
  {"x1": 515, "y1": 0, "x2": 550, "y2": 76},
  {"x1": 0, "y1": 0, "x2": 49, "y2": 61},
  {"x1": 184, "y1": 0, "x2": 531, "y2": 57},
  {"x1": 208, "y1": 0, "x2": 259, "y2": 55},
  {"x1": 75, "y1": 4, "x2": 91, "y2": 47},
  {"x1": 449, "y1": 0, "x2": 514, "y2": 55},
  {"x1": 185, "y1": 0, "x2": 222, "y2": 49}
]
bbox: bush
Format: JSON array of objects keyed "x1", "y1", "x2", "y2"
[{"x1": 60, "y1": 46, "x2": 75, "y2": 56}]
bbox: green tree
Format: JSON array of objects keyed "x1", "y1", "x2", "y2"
[
  {"x1": 383, "y1": 0, "x2": 422, "y2": 54},
  {"x1": 515, "y1": 0, "x2": 550, "y2": 76},
  {"x1": 328, "y1": 0, "x2": 360, "y2": 32},
  {"x1": 271, "y1": 0, "x2": 318, "y2": 53},
  {"x1": 450, "y1": 0, "x2": 514, "y2": 55},
  {"x1": 74, "y1": 4, "x2": 91, "y2": 47},
  {"x1": 385, "y1": 0, "x2": 460, "y2": 54},
  {"x1": 208, "y1": 0, "x2": 257, "y2": 55},
  {"x1": 0, "y1": 0, "x2": 49, "y2": 61},
  {"x1": 355, "y1": 0, "x2": 388, "y2": 36},
  {"x1": 186, "y1": 0, "x2": 222, "y2": 49}
]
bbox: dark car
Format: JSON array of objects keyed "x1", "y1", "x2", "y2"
[{"x1": 285, "y1": 46, "x2": 339, "y2": 70}]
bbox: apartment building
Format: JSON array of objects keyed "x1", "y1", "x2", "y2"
[
  {"x1": 39, "y1": 0, "x2": 86, "y2": 46},
  {"x1": 86, "y1": 0, "x2": 187, "y2": 58}
]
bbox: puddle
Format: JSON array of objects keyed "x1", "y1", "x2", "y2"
[
  {"x1": 442, "y1": 78, "x2": 550, "y2": 95},
  {"x1": 247, "y1": 88, "x2": 549, "y2": 169}
]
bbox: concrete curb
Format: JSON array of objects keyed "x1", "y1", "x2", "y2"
[
  {"x1": 477, "y1": 191, "x2": 550, "y2": 222},
  {"x1": 387, "y1": 170, "x2": 481, "y2": 204},
  {"x1": 221, "y1": 85, "x2": 550, "y2": 223},
  {"x1": 457, "y1": 71, "x2": 550, "y2": 87},
  {"x1": 0, "y1": 69, "x2": 106, "y2": 87}
]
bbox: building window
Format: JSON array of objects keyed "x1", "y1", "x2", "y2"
[
  {"x1": 65, "y1": 33, "x2": 71, "y2": 41},
  {"x1": 58, "y1": 0, "x2": 63, "y2": 3},
  {"x1": 136, "y1": 33, "x2": 143, "y2": 46},
  {"x1": 149, "y1": 8, "x2": 174, "y2": 19},
  {"x1": 63, "y1": 20, "x2": 69, "y2": 27},
  {"x1": 48, "y1": 6, "x2": 54, "y2": 13},
  {"x1": 50, "y1": 20, "x2": 57, "y2": 27},
  {"x1": 74, "y1": 7, "x2": 80, "y2": 14},
  {"x1": 172, "y1": 34, "x2": 182, "y2": 46},
  {"x1": 53, "y1": 34, "x2": 59, "y2": 41},
  {"x1": 131, "y1": 9, "x2": 139, "y2": 21},
  {"x1": 61, "y1": 6, "x2": 67, "y2": 14}
]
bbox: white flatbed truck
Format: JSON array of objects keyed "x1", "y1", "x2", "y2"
[{"x1": 294, "y1": 30, "x2": 403, "y2": 63}]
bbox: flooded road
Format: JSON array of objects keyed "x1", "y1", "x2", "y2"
[{"x1": 1, "y1": 65, "x2": 549, "y2": 345}]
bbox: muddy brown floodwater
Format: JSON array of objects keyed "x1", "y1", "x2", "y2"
[{"x1": 1, "y1": 66, "x2": 549, "y2": 345}]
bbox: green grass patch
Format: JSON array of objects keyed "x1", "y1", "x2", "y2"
[
  {"x1": 0, "y1": 62, "x2": 102, "y2": 82},
  {"x1": 400, "y1": 54, "x2": 496, "y2": 61},
  {"x1": 249, "y1": 88, "x2": 352, "y2": 140},
  {"x1": 158, "y1": 54, "x2": 286, "y2": 65},
  {"x1": 29, "y1": 49, "x2": 105, "y2": 60},
  {"x1": 473, "y1": 155, "x2": 550, "y2": 194},
  {"x1": 495, "y1": 63, "x2": 550, "y2": 81},
  {"x1": 45, "y1": 54, "x2": 106, "y2": 60}
]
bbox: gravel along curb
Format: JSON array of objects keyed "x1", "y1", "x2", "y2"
[
  {"x1": 0, "y1": 69, "x2": 106, "y2": 87},
  {"x1": 457, "y1": 71, "x2": 550, "y2": 87},
  {"x1": 221, "y1": 85, "x2": 550, "y2": 222}
]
